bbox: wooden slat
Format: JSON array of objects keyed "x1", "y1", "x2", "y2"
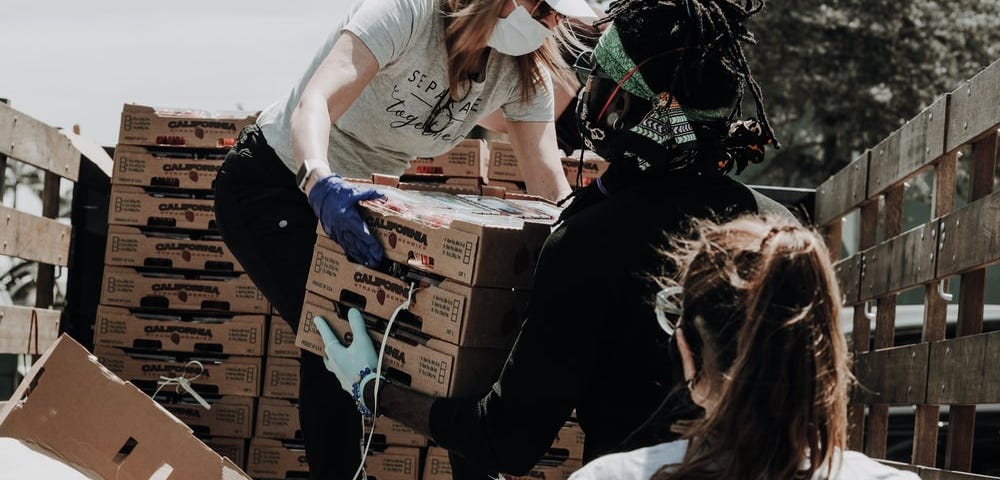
[
  {"x1": 913, "y1": 404, "x2": 940, "y2": 467},
  {"x1": 834, "y1": 254, "x2": 863, "y2": 305},
  {"x1": 34, "y1": 171, "x2": 61, "y2": 309},
  {"x1": 947, "y1": 57, "x2": 1000, "y2": 152},
  {"x1": 0, "y1": 305, "x2": 60, "y2": 354},
  {"x1": 936, "y1": 192, "x2": 1000, "y2": 277},
  {"x1": 853, "y1": 343, "x2": 929, "y2": 405},
  {"x1": 864, "y1": 223, "x2": 940, "y2": 299},
  {"x1": 0, "y1": 102, "x2": 79, "y2": 181},
  {"x1": 815, "y1": 151, "x2": 870, "y2": 226},
  {"x1": 0, "y1": 206, "x2": 71, "y2": 266},
  {"x1": 946, "y1": 406, "x2": 976, "y2": 472},
  {"x1": 926, "y1": 333, "x2": 995, "y2": 404},
  {"x1": 869, "y1": 96, "x2": 949, "y2": 198},
  {"x1": 969, "y1": 132, "x2": 998, "y2": 202},
  {"x1": 919, "y1": 467, "x2": 999, "y2": 480},
  {"x1": 983, "y1": 332, "x2": 1000, "y2": 402}
]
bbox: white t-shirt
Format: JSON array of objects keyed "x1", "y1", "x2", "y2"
[
  {"x1": 568, "y1": 440, "x2": 921, "y2": 480},
  {"x1": 257, "y1": 0, "x2": 554, "y2": 178}
]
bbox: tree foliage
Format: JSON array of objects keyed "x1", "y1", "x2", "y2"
[{"x1": 738, "y1": 0, "x2": 1000, "y2": 187}]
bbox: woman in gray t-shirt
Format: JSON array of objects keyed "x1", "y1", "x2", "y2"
[{"x1": 212, "y1": 0, "x2": 598, "y2": 478}]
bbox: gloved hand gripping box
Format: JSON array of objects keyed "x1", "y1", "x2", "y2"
[
  {"x1": 307, "y1": 235, "x2": 528, "y2": 348},
  {"x1": 296, "y1": 292, "x2": 509, "y2": 397}
]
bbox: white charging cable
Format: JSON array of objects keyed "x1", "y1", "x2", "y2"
[{"x1": 351, "y1": 280, "x2": 419, "y2": 480}]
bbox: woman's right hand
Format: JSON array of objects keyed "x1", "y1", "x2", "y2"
[{"x1": 307, "y1": 174, "x2": 384, "y2": 267}]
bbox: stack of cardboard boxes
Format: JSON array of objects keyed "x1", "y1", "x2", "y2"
[
  {"x1": 93, "y1": 103, "x2": 265, "y2": 470},
  {"x1": 403, "y1": 138, "x2": 489, "y2": 194}
]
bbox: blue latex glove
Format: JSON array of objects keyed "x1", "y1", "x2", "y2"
[
  {"x1": 307, "y1": 174, "x2": 384, "y2": 268},
  {"x1": 313, "y1": 309, "x2": 378, "y2": 394}
]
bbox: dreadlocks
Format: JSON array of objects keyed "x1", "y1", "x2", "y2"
[{"x1": 557, "y1": 0, "x2": 777, "y2": 222}]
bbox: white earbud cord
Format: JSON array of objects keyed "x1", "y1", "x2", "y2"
[{"x1": 352, "y1": 281, "x2": 420, "y2": 480}]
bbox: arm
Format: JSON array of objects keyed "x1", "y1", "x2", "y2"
[
  {"x1": 478, "y1": 83, "x2": 576, "y2": 135},
  {"x1": 292, "y1": 30, "x2": 380, "y2": 194},
  {"x1": 506, "y1": 120, "x2": 572, "y2": 202}
]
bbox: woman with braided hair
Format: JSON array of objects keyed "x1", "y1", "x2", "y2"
[
  {"x1": 569, "y1": 216, "x2": 918, "y2": 479},
  {"x1": 313, "y1": 0, "x2": 796, "y2": 477}
]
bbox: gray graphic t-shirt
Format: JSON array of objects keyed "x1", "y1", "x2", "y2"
[{"x1": 257, "y1": 0, "x2": 555, "y2": 178}]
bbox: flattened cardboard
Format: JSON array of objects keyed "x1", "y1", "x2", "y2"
[
  {"x1": 307, "y1": 236, "x2": 526, "y2": 347},
  {"x1": 365, "y1": 446, "x2": 421, "y2": 480},
  {"x1": 160, "y1": 395, "x2": 256, "y2": 439},
  {"x1": 267, "y1": 318, "x2": 301, "y2": 358},
  {"x1": 364, "y1": 417, "x2": 428, "y2": 448},
  {"x1": 423, "y1": 447, "x2": 452, "y2": 480},
  {"x1": 488, "y1": 141, "x2": 524, "y2": 182},
  {"x1": 119, "y1": 103, "x2": 256, "y2": 149},
  {"x1": 404, "y1": 138, "x2": 489, "y2": 180},
  {"x1": 296, "y1": 293, "x2": 508, "y2": 397},
  {"x1": 359, "y1": 194, "x2": 550, "y2": 288},
  {"x1": 255, "y1": 397, "x2": 302, "y2": 441},
  {"x1": 106, "y1": 225, "x2": 242, "y2": 272},
  {"x1": 101, "y1": 266, "x2": 268, "y2": 314},
  {"x1": 263, "y1": 356, "x2": 300, "y2": 399},
  {"x1": 110, "y1": 185, "x2": 218, "y2": 230},
  {"x1": 95, "y1": 346, "x2": 262, "y2": 397},
  {"x1": 0, "y1": 334, "x2": 250, "y2": 479},
  {"x1": 246, "y1": 438, "x2": 309, "y2": 479},
  {"x1": 94, "y1": 305, "x2": 266, "y2": 356},
  {"x1": 112, "y1": 144, "x2": 225, "y2": 189}
]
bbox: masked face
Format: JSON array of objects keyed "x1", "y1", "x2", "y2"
[
  {"x1": 487, "y1": 0, "x2": 553, "y2": 56},
  {"x1": 574, "y1": 65, "x2": 657, "y2": 163}
]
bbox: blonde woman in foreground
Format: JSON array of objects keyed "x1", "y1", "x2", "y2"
[{"x1": 570, "y1": 216, "x2": 918, "y2": 480}]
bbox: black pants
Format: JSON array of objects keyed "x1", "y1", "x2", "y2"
[{"x1": 213, "y1": 126, "x2": 362, "y2": 479}]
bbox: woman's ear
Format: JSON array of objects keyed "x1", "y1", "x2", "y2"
[{"x1": 676, "y1": 327, "x2": 697, "y2": 382}]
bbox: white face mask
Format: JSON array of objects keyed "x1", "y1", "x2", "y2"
[{"x1": 487, "y1": 0, "x2": 553, "y2": 56}]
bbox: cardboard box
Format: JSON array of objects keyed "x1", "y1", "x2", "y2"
[
  {"x1": 106, "y1": 225, "x2": 242, "y2": 272},
  {"x1": 255, "y1": 397, "x2": 302, "y2": 441},
  {"x1": 404, "y1": 139, "x2": 489, "y2": 179},
  {"x1": 358, "y1": 190, "x2": 551, "y2": 288},
  {"x1": 267, "y1": 318, "x2": 301, "y2": 358},
  {"x1": 202, "y1": 436, "x2": 248, "y2": 470},
  {"x1": 307, "y1": 236, "x2": 526, "y2": 347},
  {"x1": 110, "y1": 185, "x2": 218, "y2": 230},
  {"x1": 95, "y1": 347, "x2": 262, "y2": 397},
  {"x1": 423, "y1": 447, "x2": 452, "y2": 480},
  {"x1": 101, "y1": 266, "x2": 269, "y2": 314},
  {"x1": 119, "y1": 103, "x2": 256, "y2": 149},
  {"x1": 113, "y1": 144, "x2": 226, "y2": 190},
  {"x1": 486, "y1": 180, "x2": 527, "y2": 193},
  {"x1": 365, "y1": 446, "x2": 421, "y2": 480},
  {"x1": 365, "y1": 417, "x2": 428, "y2": 448},
  {"x1": 94, "y1": 305, "x2": 266, "y2": 356},
  {"x1": 247, "y1": 438, "x2": 309, "y2": 479},
  {"x1": 561, "y1": 153, "x2": 609, "y2": 189},
  {"x1": 488, "y1": 141, "x2": 524, "y2": 182},
  {"x1": 506, "y1": 457, "x2": 583, "y2": 480},
  {"x1": 263, "y1": 356, "x2": 300, "y2": 399},
  {"x1": 159, "y1": 395, "x2": 256, "y2": 439},
  {"x1": 550, "y1": 421, "x2": 585, "y2": 460},
  {"x1": 0, "y1": 335, "x2": 250, "y2": 479},
  {"x1": 296, "y1": 293, "x2": 508, "y2": 397}
]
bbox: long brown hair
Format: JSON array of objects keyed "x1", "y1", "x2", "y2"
[
  {"x1": 438, "y1": 0, "x2": 581, "y2": 102},
  {"x1": 654, "y1": 216, "x2": 850, "y2": 480}
]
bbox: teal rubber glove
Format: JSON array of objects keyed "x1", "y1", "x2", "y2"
[{"x1": 312, "y1": 309, "x2": 378, "y2": 395}]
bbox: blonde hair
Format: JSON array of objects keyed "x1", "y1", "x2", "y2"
[
  {"x1": 439, "y1": 0, "x2": 583, "y2": 102},
  {"x1": 655, "y1": 216, "x2": 850, "y2": 480}
]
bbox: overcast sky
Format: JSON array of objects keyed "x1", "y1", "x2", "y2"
[{"x1": 1, "y1": 0, "x2": 351, "y2": 147}]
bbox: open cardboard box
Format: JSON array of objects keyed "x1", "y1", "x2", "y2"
[
  {"x1": 296, "y1": 293, "x2": 508, "y2": 397},
  {"x1": 307, "y1": 235, "x2": 527, "y2": 347},
  {"x1": 0, "y1": 334, "x2": 250, "y2": 479}
]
